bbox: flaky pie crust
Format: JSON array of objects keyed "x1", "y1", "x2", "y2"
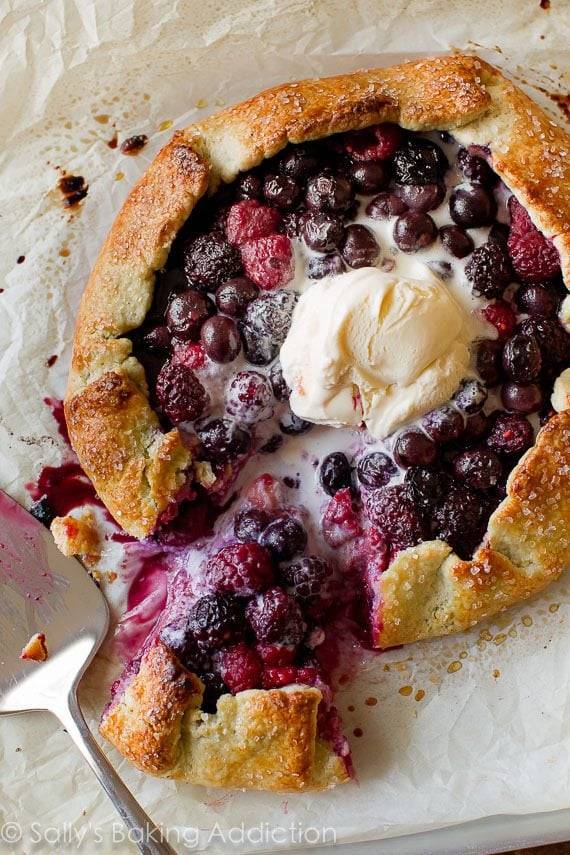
[{"x1": 66, "y1": 55, "x2": 570, "y2": 790}]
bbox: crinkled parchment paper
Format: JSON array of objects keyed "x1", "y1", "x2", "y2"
[{"x1": 1, "y1": 1, "x2": 570, "y2": 852}]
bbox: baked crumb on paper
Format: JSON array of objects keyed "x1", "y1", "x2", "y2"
[{"x1": 20, "y1": 632, "x2": 48, "y2": 662}]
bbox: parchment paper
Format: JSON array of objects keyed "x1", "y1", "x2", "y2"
[{"x1": 1, "y1": 1, "x2": 570, "y2": 852}]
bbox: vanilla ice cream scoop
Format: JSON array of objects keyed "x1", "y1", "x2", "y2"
[{"x1": 280, "y1": 267, "x2": 473, "y2": 439}]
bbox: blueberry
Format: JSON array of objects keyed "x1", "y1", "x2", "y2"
[
  {"x1": 200, "y1": 315, "x2": 241, "y2": 363},
  {"x1": 149, "y1": 268, "x2": 187, "y2": 318},
  {"x1": 234, "y1": 508, "x2": 271, "y2": 543},
  {"x1": 263, "y1": 174, "x2": 301, "y2": 210},
  {"x1": 393, "y1": 212, "x2": 437, "y2": 252},
  {"x1": 196, "y1": 417, "x2": 251, "y2": 461},
  {"x1": 356, "y1": 451, "x2": 397, "y2": 488},
  {"x1": 301, "y1": 212, "x2": 344, "y2": 252},
  {"x1": 421, "y1": 405, "x2": 464, "y2": 444},
  {"x1": 516, "y1": 284, "x2": 558, "y2": 317},
  {"x1": 307, "y1": 253, "x2": 346, "y2": 279},
  {"x1": 259, "y1": 516, "x2": 307, "y2": 561},
  {"x1": 439, "y1": 225, "x2": 474, "y2": 259},
  {"x1": 453, "y1": 379, "x2": 488, "y2": 414},
  {"x1": 142, "y1": 325, "x2": 172, "y2": 353},
  {"x1": 348, "y1": 161, "x2": 389, "y2": 193},
  {"x1": 517, "y1": 317, "x2": 570, "y2": 366},
  {"x1": 305, "y1": 172, "x2": 354, "y2": 213},
  {"x1": 392, "y1": 141, "x2": 446, "y2": 185},
  {"x1": 501, "y1": 382, "x2": 543, "y2": 414},
  {"x1": 502, "y1": 333, "x2": 542, "y2": 382},
  {"x1": 279, "y1": 145, "x2": 319, "y2": 180},
  {"x1": 215, "y1": 277, "x2": 259, "y2": 317},
  {"x1": 394, "y1": 430, "x2": 437, "y2": 467},
  {"x1": 365, "y1": 192, "x2": 407, "y2": 220},
  {"x1": 476, "y1": 339, "x2": 503, "y2": 386},
  {"x1": 394, "y1": 183, "x2": 445, "y2": 213},
  {"x1": 449, "y1": 183, "x2": 497, "y2": 228},
  {"x1": 269, "y1": 362, "x2": 290, "y2": 402},
  {"x1": 319, "y1": 452, "x2": 352, "y2": 495},
  {"x1": 279, "y1": 411, "x2": 313, "y2": 435},
  {"x1": 166, "y1": 290, "x2": 215, "y2": 341},
  {"x1": 341, "y1": 224, "x2": 380, "y2": 267},
  {"x1": 235, "y1": 171, "x2": 263, "y2": 200},
  {"x1": 456, "y1": 148, "x2": 497, "y2": 187}
]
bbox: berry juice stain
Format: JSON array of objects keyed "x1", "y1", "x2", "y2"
[
  {"x1": 58, "y1": 174, "x2": 88, "y2": 207},
  {"x1": 120, "y1": 134, "x2": 148, "y2": 155},
  {"x1": 43, "y1": 397, "x2": 70, "y2": 444}
]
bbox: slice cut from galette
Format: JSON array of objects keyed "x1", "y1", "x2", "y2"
[{"x1": 64, "y1": 55, "x2": 570, "y2": 791}]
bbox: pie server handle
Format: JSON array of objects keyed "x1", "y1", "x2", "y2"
[{"x1": 55, "y1": 691, "x2": 177, "y2": 855}]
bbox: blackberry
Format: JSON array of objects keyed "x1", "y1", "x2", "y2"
[{"x1": 188, "y1": 593, "x2": 244, "y2": 650}]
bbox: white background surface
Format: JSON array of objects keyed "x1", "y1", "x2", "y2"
[{"x1": 1, "y1": 1, "x2": 570, "y2": 852}]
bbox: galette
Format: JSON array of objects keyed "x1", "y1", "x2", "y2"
[{"x1": 63, "y1": 55, "x2": 570, "y2": 791}]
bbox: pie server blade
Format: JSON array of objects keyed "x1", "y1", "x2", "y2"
[{"x1": 0, "y1": 489, "x2": 176, "y2": 855}]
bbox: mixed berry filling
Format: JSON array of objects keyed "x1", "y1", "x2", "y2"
[{"x1": 125, "y1": 124, "x2": 568, "y2": 730}]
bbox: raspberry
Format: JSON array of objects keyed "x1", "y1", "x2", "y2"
[
  {"x1": 256, "y1": 643, "x2": 295, "y2": 666},
  {"x1": 225, "y1": 200, "x2": 282, "y2": 245},
  {"x1": 205, "y1": 543, "x2": 274, "y2": 596},
  {"x1": 188, "y1": 593, "x2": 244, "y2": 650},
  {"x1": 465, "y1": 241, "x2": 513, "y2": 298},
  {"x1": 261, "y1": 667, "x2": 298, "y2": 689},
  {"x1": 172, "y1": 342, "x2": 206, "y2": 370},
  {"x1": 432, "y1": 487, "x2": 485, "y2": 560},
  {"x1": 481, "y1": 300, "x2": 517, "y2": 338},
  {"x1": 218, "y1": 643, "x2": 262, "y2": 693},
  {"x1": 246, "y1": 587, "x2": 305, "y2": 646},
  {"x1": 155, "y1": 360, "x2": 209, "y2": 424},
  {"x1": 183, "y1": 232, "x2": 242, "y2": 290},
  {"x1": 296, "y1": 666, "x2": 320, "y2": 685},
  {"x1": 344, "y1": 123, "x2": 402, "y2": 161},
  {"x1": 280, "y1": 556, "x2": 336, "y2": 618},
  {"x1": 365, "y1": 484, "x2": 427, "y2": 552},
  {"x1": 322, "y1": 487, "x2": 361, "y2": 547},
  {"x1": 486, "y1": 411, "x2": 534, "y2": 456},
  {"x1": 226, "y1": 370, "x2": 274, "y2": 423},
  {"x1": 244, "y1": 473, "x2": 284, "y2": 511},
  {"x1": 240, "y1": 234, "x2": 294, "y2": 289},
  {"x1": 507, "y1": 196, "x2": 560, "y2": 283}
]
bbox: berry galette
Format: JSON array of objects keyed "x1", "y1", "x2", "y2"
[{"x1": 64, "y1": 55, "x2": 570, "y2": 791}]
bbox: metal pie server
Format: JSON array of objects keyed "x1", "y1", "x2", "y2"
[{"x1": 0, "y1": 489, "x2": 176, "y2": 855}]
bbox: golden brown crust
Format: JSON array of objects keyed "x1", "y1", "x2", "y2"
[{"x1": 100, "y1": 642, "x2": 349, "y2": 791}]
